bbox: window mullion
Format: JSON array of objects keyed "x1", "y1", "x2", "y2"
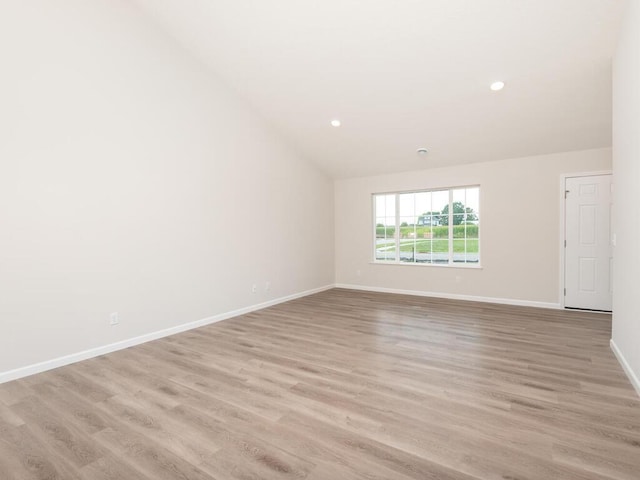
[
  {"x1": 395, "y1": 193, "x2": 400, "y2": 262},
  {"x1": 448, "y1": 189, "x2": 454, "y2": 264}
]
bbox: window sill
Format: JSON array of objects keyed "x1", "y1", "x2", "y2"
[{"x1": 370, "y1": 261, "x2": 482, "y2": 269}]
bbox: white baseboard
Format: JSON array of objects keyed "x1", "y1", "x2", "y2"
[
  {"x1": 610, "y1": 339, "x2": 640, "y2": 397},
  {"x1": 334, "y1": 283, "x2": 561, "y2": 310},
  {"x1": 0, "y1": 284, "x2": 333, "y2": 385}
]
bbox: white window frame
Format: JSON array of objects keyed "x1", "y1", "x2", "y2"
[{"x1": 372, "y1": 185, "x2": 481, "y2": 268}]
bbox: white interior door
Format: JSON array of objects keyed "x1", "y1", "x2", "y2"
[{"x1": 564, "y1": 174, "x2": 612, "y2": 311}]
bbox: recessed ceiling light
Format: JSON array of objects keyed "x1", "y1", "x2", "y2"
[
  {"x1": 490, "y1": 81, "x2": 505, "y2": 91},
  {"x1": 416, "y1": 147, "x2": 429, "y2": 155},
  {"x1": 330, "y1": 119, "x2": 341, "y2": 127}
]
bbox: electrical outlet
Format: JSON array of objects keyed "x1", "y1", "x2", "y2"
[
  {"x1": 251, "y1": 284, "x2": 257, "y2": 293},
  {"x1": 109, "y1": 312, "x2": 119, "y2": 326},
  {"x1": 265, "y1": 281, "x2": 271, "y2": 292}
]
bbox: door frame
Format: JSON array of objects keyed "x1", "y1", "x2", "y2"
[{"x1": 559, "y1": 170, "x2": 612, "y2": 309}]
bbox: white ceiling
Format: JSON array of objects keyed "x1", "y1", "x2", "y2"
[{"x1": 132, "y1": 0, "x2": 626, "y2": 179}]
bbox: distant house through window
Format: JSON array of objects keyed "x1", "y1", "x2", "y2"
[{"x1": 373, "y1": 186, "x2": 480, "y2": 265}]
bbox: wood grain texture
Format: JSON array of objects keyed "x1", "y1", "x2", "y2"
[{"x1": 1, "y1": 288, "x2": 639, "y2": 479}]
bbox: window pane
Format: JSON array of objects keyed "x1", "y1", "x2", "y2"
[
  {"x1": 416, "y1": 191, "x2": 432, "y2": 228},
  {"x1": 447, "y1": 187, "x2": 479, "y2": 264},
  {"x1": 466, "y1": 187, "x2": 480, "y2": 215},
  {"x1": 415, "y1": 192, "x2": 430, "y2": 221},
  {"x1": 399, "y1": 240, "x2": 417, "y2": 262},
  {"x1": 399, "y1": 214, "x2": 417, "y2": 263},
  {"x1": 375, "y1": 195, "x2": 386, "y2": 216},
  {"x1": 431, "y1": 238, "x2": 450, "y2": 263},
  {"x1": 404, "y1": 243, "x2": 449, "y2": 263},
  {"x1": 374, "y1": 193, "x2": 397, "y2": 262},
  {"x1": 374, "y1": 194, "x2": 396, "y2": 218},
  {"x1": 466, "y1": 238, "x2": 479, "y2": 263},
  {"x1": 376, "y1": 241, "x2": 396, "y2": 261},
  {"x1": 433, "y1": 190, "x2": 449, "y2": 226},
  {"x1": 452, "y1": 188, "x2": 466, "y2": 204},
  {"x1": 432, "y1": 190, "x2": 448, "y2": 212},
  {"x1": 428, "y1": 211, "x2": 447, "y2": 263},
  {"x1": 375, "y1": 220, "x2": 396, "y2": 261},
  {"x1": 464, "y1": 187, "x2": 479, "y2": 263},
  {"x1": 386, "y1": 195, "x2": 395, "y2": 216},
  {"x1": 467, "y1": 223, "x2": 479, "y2": 239},
  {"x1": 376, "y1": 218, "x2": 396, "y2": 261},
  {"x1": 399, "y1": 193, "x2": 415, "y2": 218},
  {"x1": 416, "y1": 234, "x2": 434, "y2": 263},
  {"x1": 453, "y1": 239, "x2": 466, "y2": 263},
  {"x1": 398, "y1": 193, "x2": 415, "y2": 263}
]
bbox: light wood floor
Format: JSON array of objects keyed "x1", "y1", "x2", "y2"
[{"x1": 1, "y1": 288, "x2": 639, "y2": 480}]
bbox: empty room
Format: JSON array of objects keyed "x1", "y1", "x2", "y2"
[{"x1": 1, "y1": 0, "x2": 640, "y2": 479}]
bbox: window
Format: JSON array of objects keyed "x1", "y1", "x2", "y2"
[{"x1": 373, "y1": 186, "x2": 480, "y2": 265}]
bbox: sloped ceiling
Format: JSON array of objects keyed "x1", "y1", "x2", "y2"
[{"x1": 132, "y1": 0, "x2": 625, "y2": 178}]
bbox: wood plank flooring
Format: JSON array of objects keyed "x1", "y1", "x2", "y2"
[{"x1": 1, "y1": 288, "x2": 639, "y2": 479}]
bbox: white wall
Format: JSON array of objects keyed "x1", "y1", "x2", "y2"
[
  {"x1": 0, "y1": 0, "x2": 334, "y2": 378},
  {"x1": 611, "y1": 0, "x2": 640, "y2": 393},
  {"x1": 335, "y1": 148, "x2": 611, "y2": 306}
]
